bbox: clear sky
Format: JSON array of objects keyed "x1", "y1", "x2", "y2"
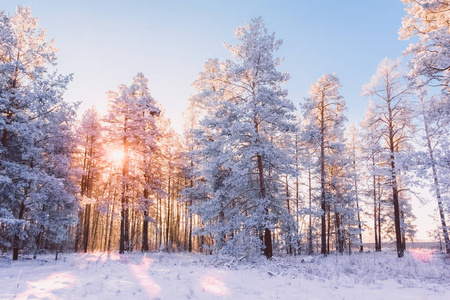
[
  {"x1": 2, "y1": 0, "x2": 438, "y2": 241},
  {"x1": 1, "y1": 0, "x2": 411, "y2": 130}
]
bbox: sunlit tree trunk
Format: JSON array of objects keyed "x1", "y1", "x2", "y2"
[
  {"x1": 166, "y1": 174, "x2": 171, "y2": 251},
  {"x1": 421, "y1": 101, "x2": 450, "y2": 254},
  {"x1": 319, "y1": 93, "x2": 327, "y2": 256},
  {"x1": 372, "y1": 157, "x2": 379, "y2": 252},
  {"x1": 308, "y1": 167, "x2": 313, "y2": 255},
  {"x1": 119, "y1": 130, "x2": 129, "y2": 254}
]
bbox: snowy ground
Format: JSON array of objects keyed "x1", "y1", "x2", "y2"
[{"x1": 0, "y1": 250, "x2": 448, "y2": 300}]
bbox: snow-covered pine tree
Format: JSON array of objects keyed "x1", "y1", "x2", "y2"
[
  {"x1": 360, "y1": 100, "x2": 385, "y2": 252},
  {"x1": 400, "y1": 0, "x2": 450, "y2": 95},
  {"x1": 415, "y1": 88, "x2": 450, "y2": 254},
  {"x1": 104, "y1": 73, "x2": 162, "y2": 253},
  {"x1": 73, "y1": 107, "x2": 104, "y2": 252},
  {"x1": 0, "y1": 7, "x2": 77, "y2": 260},
  {"x1": 301, "y1": 73, "x2": 347, "y2": 255},
  {"x1": 345, "y1": 124, "x2": 364, "y2": 252},
  {"x1": 182, "y1": 93, "x2": 209, "y2": 252},
  {"x1": 186, "y1": 17, "x2": 297, "y2": 258},
  {"x1": 156, "y1": 112, "x2": 184, "y2": 251},
  {"x1": 362, "y1": 58, "x2": 415, "y2": 258}
]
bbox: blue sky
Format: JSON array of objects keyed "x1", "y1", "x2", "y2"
[{"x1": 2, "y1": 0, "x2": 411, "y2": 132}]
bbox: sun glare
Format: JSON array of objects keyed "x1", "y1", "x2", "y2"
[{"x1": 110, "y1": 149, "x2": 124, "y2": 163}]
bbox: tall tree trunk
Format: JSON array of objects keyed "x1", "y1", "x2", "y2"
[
  {"x1": 355, "y1": 186, "x2": 363, "y2": 252},
  {"x1": 320, "y1": 96, "x2": 327, "y2": 256},
  {"x1": 377, "y1": 180, "x2": 382, "y2": 251},
  {"x1": 391, "y1": 152, "x2": 403, "y2": 258},
  {"x1": 142, "y1": 210, "x2": 149, "y2": 252},
  {"x1": 75, "y1": 209, "x2": 83, "y2": 252},
  {"x1": 423, "y1": 114, "x2": 450, "y2": 254},
  {"x1": 351, "y1": 155, "x2": 363, "y2": 252},
  {"x1": 308, "y1": 168, "x2": 313, "y2": 255},
  {"x1": 103, "y1": 204, "x2": 110, "y2": 251},
  {"x1": 257, "y1": 153, "x2": 272, "y2": 259},
  {"x1": 158, "y1": 197, "x2": 162, "y2": 248},
  {"x1": 120, "y1": 121, "x2": 130, "y2": 254},
  {"x1": 285, "y1": 175, "x2": 292, "y2": 255},
  {"x1": 107, "y1": 204, "x2": 114, "y2": 252},
  {"x1": 119, "y1": 185, "x2": 128, "y2": 253},
  {"x1": 335, "y1": 210, "x2": 342, "y2": 253},
  {"x1": 155, "y1": 197, "x2": 159, "y2": 249},
  {"x1": 83, "y1": 204, "x2": 91, "y2": 252},
  {"x1": 373, "y1": 158, "x2": 379, "y2": 251},
  {"x1": 188, "y1": 200, "x2": 193, "y2": 252},
  {"x1": 295, "y1": 135, "x2": 300, "y2": 254},
  {"x1": 184, "y1": 202, "x2": 188, "y2": 251},
  {"x1": 13, "y1": 201, "x2": 26, "y2": 261},
  {"x1": 188, "y1": 176, "x2": 193, "y2": 252},
  {"x1": 387, "y1": 100, "x2": 404, "y2": 258},
  {"x1": 401, "y1": 210, "x2": 406, "y2": 252},
  {"x1": 99, "y1": 214, "x2": 105, "y2": 252},
  {"x1": 327, "y1": 210, "x2": 331, "y2": 255},
  {"x1": 166, "y1": 175, "x2": 171, "y2": 251},
  {"x1": 142, "y1": 182, "x2": 149, "y2": 251},
  {"x1": 91, "y1": 206, "x2": 100, "y2": 251}
]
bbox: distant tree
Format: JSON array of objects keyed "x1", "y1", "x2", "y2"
[
  {"x1": 182, "y1": 94, "x2": 208, "y2": 252},
  {"x1": 74, "y1": 107, "x2": 104, "y2": 252}
]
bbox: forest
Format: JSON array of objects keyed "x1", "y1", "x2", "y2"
[{"x1": 1, "y1": 1, "x2": 450, "y2": 263}]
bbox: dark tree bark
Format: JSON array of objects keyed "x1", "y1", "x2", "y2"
[
  {"x1": 142, "y1": 210, "x2": 149, "y2": 252},
  {"x1": 423, "y1": 112, "x2": 450, "y2": 254},
  {"x1": 373, "y1": 157, "x2": 379, "y2": 252},
  {"x1": 256, "y1": 153, "x2": 272, "y2": 259},
  {"x1": 387, "y1": 99, "x2": 404, "y2": 257},
  {"x1": 119, "y1": 125, "x2": 130, "y2": 254},
  {"x1": 13, "y1": 201, "x2": 26, "y2": 261},
  {"x1": 377, "y1": 180, "x2": 382, "y2": 252},
  {"x1": 83, "y1": 204, "x2": 91, "y2": 252}
]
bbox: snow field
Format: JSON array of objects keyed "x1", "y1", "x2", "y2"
[{"x1": 0, "y1": 250, "x2": 448, "y2": 300}]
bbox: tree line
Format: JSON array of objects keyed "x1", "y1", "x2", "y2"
[{"x1": 1, "y1": 1, "x2": 449, "y2": 260}]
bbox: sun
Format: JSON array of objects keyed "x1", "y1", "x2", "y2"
[{"x1": 110, "y1": 149, "x2": 124, "y2": 163}]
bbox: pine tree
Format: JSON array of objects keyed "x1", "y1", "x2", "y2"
[
  {"x1": 187, "y1": 18, "x2": 296, "y2": 258},
  {"x1": 73, "y1": 107, "x2": 104, "y2": 252},
  {"x1": 362, "y1": 58, "x2": 415, "y2": 258},
  {"x1": 415, "y1": 89, "x2": 450, "y2": 254},
  {"x1": 400, "y1": 0, "x2": 450, "y2": 95},
  {"x1": 104, "y1": 73, "x2": 161, "y2": 254},
  {"x1": 301, "y1": 73, "x2": 347, "y2": 255},
  {"x1": 0, "y1": 7, "x2": 77, "y2": 260},
  {"x1": 346, "y1": 125, "x2": 364, "y2": 252},
  {"x1": 360, "y1": 101, "x2": 385, "y2": 252}
]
